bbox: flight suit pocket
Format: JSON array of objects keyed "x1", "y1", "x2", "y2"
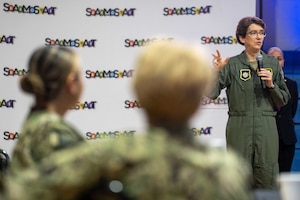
[{"x1": 262, "y1": 111, "x2": 277, "y2": 117}]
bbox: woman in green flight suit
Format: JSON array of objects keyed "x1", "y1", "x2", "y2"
[{"x1": 209, "y1": 16, "x2": 290, "y2": 189}]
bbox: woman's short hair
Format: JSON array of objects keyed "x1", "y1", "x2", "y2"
[
  {"x1": 236, "y1": 16, "x2": 265, "y2": 45},
  {"x1": 132, "y1": 40, "x2": 212, "y2": 123}
]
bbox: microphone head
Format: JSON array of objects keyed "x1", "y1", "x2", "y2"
[{"x1": 256, "y1": 54, "x2": 263, "y2": 61}]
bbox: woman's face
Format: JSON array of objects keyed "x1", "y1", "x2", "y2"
[
  {"x1": 239, "y1": 23, "x2": 265, "y2": 52},
  {"x1": 268, "y1": 49, "x2": 284, "y2": 68},
  {"x1": 71, "y1": 56, "x2": 84, "y2": 104}
]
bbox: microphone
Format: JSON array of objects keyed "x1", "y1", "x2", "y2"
[{"x1": 256, "y1": 54, "x2": 266, "y2": 89}]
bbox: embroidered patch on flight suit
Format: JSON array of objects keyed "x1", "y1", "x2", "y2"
[
  {"x1": 240, "y1": 69, "x2": 251, "y2": 81},
  {"x1": 265, "y1": 68, "x2": 273, "y2": 74},
  {"x1": 256, "y1": 68, "x2": 273, "y2": 74}
]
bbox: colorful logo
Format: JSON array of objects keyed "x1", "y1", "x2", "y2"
[
  {"x1": 202, "y1": 96, "x2": 228, "y2": 105},
  {"x1": 3, "y1": 3, "x2": 57, "y2": 15},
  {"x1": 70, "y1": 101, "x2": 97, "y2": 110},
  {"x1": 124, "y1": 38, "x2": 173, "y2": 47},
  {"x1": 191, "y1": 127, "x2": 213, "y2": 136},
  {"x1": 124, "y1": 100, "x2": 141, "y2": 109},
  {"x1": 201, "y1": 36, "x2": 238, "y2": 45},
  {"x1": 3, "y1": 67, "x2": 28, "y2": 76},
  {"x1": 163, "y1": 6, "x2": 212, "y2": 16},
  {"x1": 45, "y1": 38, "x2": 96, "y2": 48},
  {"x1": 86, "y1": 7, "x2": 136, "y2": 17},
  {"x1": 0, "y1": 35, "x2": 15, "y2": 44},
  {"x1": 86, "y1": 130, "x2": 135, "y2": 140},
  {"x1": 3, "y1": 131, "x2": 19, "y2": 140},
  {"x1": 0, "y1": 99, "x2": 16, "y2": 108},
  {"x1": 85, "y1": 69, "x2": 134, "y2": 79}
]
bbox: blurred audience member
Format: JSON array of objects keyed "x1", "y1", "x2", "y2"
[
  {"x1": 8, "y1": 46, "x2": 85, "y2": 175},
  {"x1": 3, "y1": 40, "x2": 252, "y2": 200},
  {"x1": 0, "y1": 149, "x2": 9, "y2": 191},
  {"x1": 268, "y1": 47, "x2": 298, "y2": 172}
]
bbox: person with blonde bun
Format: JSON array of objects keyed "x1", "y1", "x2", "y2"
[{"x1": 8, "y1": 46, "x2": 85, "y2": 175}]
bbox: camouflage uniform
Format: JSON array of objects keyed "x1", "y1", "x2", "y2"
[
  {"x1": 3, "y1": 127, "x2": 252, "y2": 200},
  {"x1": 0, "y1": 149, "x2": 9, "y2": 189},
  {"x1": 8, "y1": 109, "x2": 85, "y2": 175}
]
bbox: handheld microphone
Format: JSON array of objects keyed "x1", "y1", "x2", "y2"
[{"x1": 256, "y1": 54, "x2": 266, "y2": 89}]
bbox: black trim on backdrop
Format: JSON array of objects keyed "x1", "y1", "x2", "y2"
[
  {"x1": 258, "y1": 0, "x2": 263, "y2": 18},
  {"x1": 256, "y1": 0, "x2": 263, "y2": 18}
]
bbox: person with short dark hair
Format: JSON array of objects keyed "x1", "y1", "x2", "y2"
[{"x1": 208, "y1": 16, "x2": 291, "y2": 189}]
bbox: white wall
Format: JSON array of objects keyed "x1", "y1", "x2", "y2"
[{"x1": 0, "y1": 0, "x2": 256, "y2": 155}]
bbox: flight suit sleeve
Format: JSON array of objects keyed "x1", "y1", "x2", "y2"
[
  {"x1": 206, "y1": 60, "x2": 232, "y2": 99},
  {"x1": 267, "y1": 61, "x2": 291, "y2": 107}
]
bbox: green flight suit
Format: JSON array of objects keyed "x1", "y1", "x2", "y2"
[{"x1": 208, "y1": 51, "x2": 290, "y2": 189}]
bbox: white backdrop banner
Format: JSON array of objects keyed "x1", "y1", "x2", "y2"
[{"x1": 0, "y1": 0, "x2": 256, "y2": 155}]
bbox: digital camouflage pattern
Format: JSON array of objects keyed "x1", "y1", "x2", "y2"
[
  {"x1": 8, "y1": 109, "x2": 85, "y2": 175},
  {"x1": 3, "y1": 127, "x2": 252, "y2": 200}
]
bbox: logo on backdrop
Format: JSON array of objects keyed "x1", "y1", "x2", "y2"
[
  {"x1": 3, "y1": 3, "x2": 57, "y2": 15},
  {"x1": 201, "y1": 36, "x2": 238, "y2": 45},
  {"x1": 125, "y1": 38, "x2": 174, "y2": 47},
  {"x1": 163, "y1": 6, "x2": 212, "y2": 16},
  {"x1": 3, "y1": 67, "x2": 28, "y2": 76},
  {"x1": 85, "y1": 69, "x2": 134, "y2": 79},
  {"x1": 3, "y1": 131, "x2": 19, "y2": 140},
  {"x1": 86, "y1": 7, "x2": 136, "y2": 17},
  {"x1": 86, "y1": 130, "x2": 135, "y2": 140},
  {"x1": 70, "y1": 101, "x2": 97, "y2": 110},
  {"x1": 0, "y1": 99, "x2": 16, "y2": 108},
  {"x1": 124, "y1": 100, "x2": 141, "y2": 109},
  {"x1": 202, "y1": 96, "x2": 228, "y2": 105},
  {"x1": 45, "y1": 38, "x2": 97, "y2": 48},
  {"x1": 0, "y1": 35, "x2": 15, "y2": 44},
  {"x1": 191, "y1": 127, "x2": 213, "y2": 136}
]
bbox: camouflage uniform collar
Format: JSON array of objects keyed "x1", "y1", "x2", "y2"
[
  {"x1": 147, "y1": 125, "x2": 197, "y2": 147},
  {"x1": 28, "y1": 109, "x2": 61, "y2": 122}
]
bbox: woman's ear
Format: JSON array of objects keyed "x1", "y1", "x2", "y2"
[{"x1": 239, "y1": 35, "x2": 245, "y2": 44}]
